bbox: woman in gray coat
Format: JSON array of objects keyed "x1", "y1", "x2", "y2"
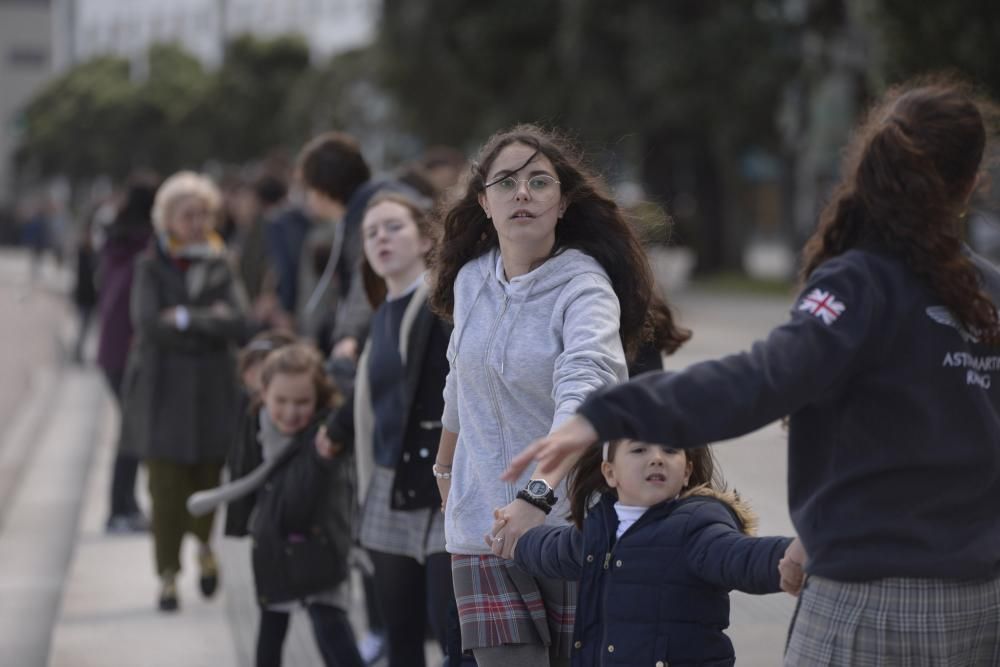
[{"x1": 121, "y1": 171, "x2": 248, "y2": 611}]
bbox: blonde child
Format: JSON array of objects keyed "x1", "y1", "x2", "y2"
[
  {"x1": 497, "y1": 441, "x2": 794, "y2": 667},
  {"x1": 248, "y1": 344, "x2": 362, "y2": 667}
]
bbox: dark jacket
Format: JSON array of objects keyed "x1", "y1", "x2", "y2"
[
  {"x1": 329, "y1": 282, "x2": 450, "y2": 510},
  {"x1": 249, "y1": 411, "x2": 356, "y2": 605},
  {"x1": 120, "y1": 243, "x2": 248, "y2": 463},
  {"x1": 580, "y1": 247, "x2": 1000, "y2": 582},
  {"x1": 73, "y1": 244, "x2": 98, "y2": 308},
  {"x1": 96, "y1": 225, "x2": 152, "y2": 372},
  {"x1": 223, "y1": 391, "x2": 260, "y2": 537},
  {"x1": 516, "y1": 491, "x2": 790, "y2": 667}
]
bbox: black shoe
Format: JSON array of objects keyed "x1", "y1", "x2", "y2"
[
  {"x1": 158, "y1": 572, "x2": 179, "y2": 612},
  {"x1": 198, "y1": 548, "x2": 219, "y2": 598}
]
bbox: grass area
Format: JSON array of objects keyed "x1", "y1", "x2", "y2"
[{"x1": 689, "y1": 271, "x2": 797, "y2": 297}]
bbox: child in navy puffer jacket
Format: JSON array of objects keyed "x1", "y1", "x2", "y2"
[{"x1": 500, "y1": 440, "x2": 794, "y2": 667}]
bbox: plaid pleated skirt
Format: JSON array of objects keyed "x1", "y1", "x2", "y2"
[
  {"x1": 451, "y1": 554, "x2": 576, "y2": 655},
  {"x1": 785, "y1": 574, "x2": 1000, "y2": 666}
]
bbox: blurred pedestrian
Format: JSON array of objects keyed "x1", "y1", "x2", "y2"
[
  {"x1": 97, "y1": 178, "x2": 156, "y2": 533},
  {"x1": 71, "y1": 220, "x2": 98, "y2": 364},
  {"x1": 296, "y1": 131, "x2": 420, "y2": 662},
  {"x1": 247, "y1": 344, "x2": 363, "y2": 667},
  {"x1": 258, "y1": 172, "x2": 311, "y2": 323},
  {"x1": 507, "y1": 79, "x2": 1000, "y2": 666},
  {"x1": 121, "y1": 171, "x2": 248, "y2": 611},
  {"x1": 296, "y1": 131, "x2": 421, "y2": 360},
  {"x1": 430, "y1": 124, "x2": 687, "y2": 666}
]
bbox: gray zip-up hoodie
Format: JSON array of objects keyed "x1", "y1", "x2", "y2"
[{"x1": 442, "y1": 247, "x2": 628, "y2": 554}]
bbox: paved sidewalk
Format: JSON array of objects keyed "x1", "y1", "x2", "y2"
[{"x1": 47, "y1": 375, "x2": 242, "y2": 667}]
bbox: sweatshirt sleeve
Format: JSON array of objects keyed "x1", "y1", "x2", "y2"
[
  {"x1": 579, "y1": 253, "x2": 881, "y2": 446},
  {"x1": 684, "y1": 501, "x2": 791, "y2": 594},
  {"x1": 514, "y1": 524, "x2": 585, "y2": 581},
  {"x1": 551, "y1": 274, "x2": 628, "y2": 431}
]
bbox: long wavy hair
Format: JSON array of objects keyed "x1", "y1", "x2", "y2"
[
  {"x1": 800, "y1": 77, "x2": 1000, "y2": 344},
  {"x1": 567, "y1": 440, "x2": 724, "y2": 529},
  {"x1": 428, "y1": 124, "x2": 689, "y2": 360}
]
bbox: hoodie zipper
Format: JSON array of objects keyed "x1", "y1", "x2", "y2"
[{"x1": 484, "y1": 295, "x2": 512, "y2": 501}]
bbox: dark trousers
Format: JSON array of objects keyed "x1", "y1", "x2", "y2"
[
  {"x1": 103, "y1": 368, "x2": 142, "y2": 517},
  {"x1": 256, "y1": 604, "x2": 363, "y2": 667},
  {"x1": 146, "y1": 459, "x2": 222, "y2": 575},
  {"x1": 369, "y1": 550, "x2": 456, "y2": 667}
]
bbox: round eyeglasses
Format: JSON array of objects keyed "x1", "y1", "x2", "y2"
[{"x1": 485, "y1": 174, "x2": 561, "y2": 201}]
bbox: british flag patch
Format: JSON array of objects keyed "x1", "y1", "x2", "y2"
[{"x1": 798, "y1": 288, "x2": 846, "y2": 325}]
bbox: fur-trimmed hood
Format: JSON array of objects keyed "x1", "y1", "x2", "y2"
[{"x1": 681, "y1": 484, "x2": 759, "y2": 536}]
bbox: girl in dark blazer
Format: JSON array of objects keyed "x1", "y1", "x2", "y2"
[
  {"x1": 504, "y1": 441, "x2": 793, "y2": 667},
  {"x1": 323, "y1": 193, "x2": 455, "y2": 667}
]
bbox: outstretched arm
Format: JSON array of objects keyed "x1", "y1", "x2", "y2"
[{"x1": 685, "y1": 501, "x2": 791, "y2": 594}]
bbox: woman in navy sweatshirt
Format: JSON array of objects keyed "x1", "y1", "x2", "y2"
[{"x1": 506, "y1": 79, "x2": 1000, "y2": 665}]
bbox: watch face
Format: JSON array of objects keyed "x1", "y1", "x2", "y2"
[{"x1": 527, "y1": 480, "x2": 549, "y2": 497}]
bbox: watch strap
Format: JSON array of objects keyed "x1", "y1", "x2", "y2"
[{"x1": 516, "y1": 489, "x2": 553, "y2": 515}]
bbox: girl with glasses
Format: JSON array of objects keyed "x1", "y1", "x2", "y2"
[{"x1": 429, "y1": 125, "x2": 688, "y2": 666}]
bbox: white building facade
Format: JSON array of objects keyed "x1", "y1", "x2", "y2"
[{"x1": 72, "y1": 0, "x2": 378, "y2": 67}]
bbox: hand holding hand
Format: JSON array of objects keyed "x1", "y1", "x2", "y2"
[
  {"x1": 779, "y1": 537, "x2": 807, "y2": 596},
  {"x1": 485, "y1": 499, "x2": 545, "y2": 559},
  {"x1": 502, "y1": 415, "x2": 599, "y2": 482}
]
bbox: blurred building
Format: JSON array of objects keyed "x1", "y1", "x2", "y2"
[
  {"x1": 0, "y1": 0, "x2": 53, "y2": 204},
  {"x1": 73, "y1": 0, "x2": 378, "y2": 68}
]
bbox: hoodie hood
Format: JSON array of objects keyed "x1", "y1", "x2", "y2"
[{"x1": 450, "y1": 247, "x2": 613, "y2": 374}]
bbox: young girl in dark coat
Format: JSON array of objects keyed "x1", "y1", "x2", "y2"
[
  {"x1": 249, "y1": 343, "x2": 363, "y2": 667},
  {"x1": 501, "y1": 440, "x2": 793, "y2": 667}
]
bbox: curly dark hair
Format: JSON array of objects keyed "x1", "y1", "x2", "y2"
[
  {"x1": 296, "y1": 131, "x2": 371, "y2": 204},
  {"x1": 800, "y1": 76, "x2": 1000, "y2": 344},
  {"x1": 428, "y1": 124, "x2": 689, "y2": 360}
]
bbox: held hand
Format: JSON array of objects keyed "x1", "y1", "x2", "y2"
[
  {"x1": 314, "y1": 426, "x2": 342, "y2": 459},
  {"x1": 778, "y1": 537, "x2": 808, "y2": 596},
  {"x1": 332, "y1": 337, "x2": 359, "y2": 362},
  {"x1": 486, "y1": 499, "x2": 545, "y2": 559},
  {"x1": 501, "y1": 415, "x2": 599, "y2": 482}
]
